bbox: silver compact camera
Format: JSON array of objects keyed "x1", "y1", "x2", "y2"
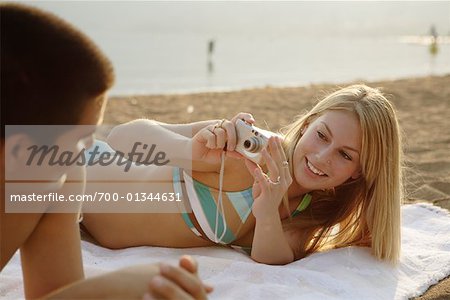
[{"x1": 234, "y1": 119, "x2": 280, "y2": 165}]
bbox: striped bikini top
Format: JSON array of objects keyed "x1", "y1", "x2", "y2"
[{"x1": 173, "y1": 167, "x2": 312, "y2": 248}]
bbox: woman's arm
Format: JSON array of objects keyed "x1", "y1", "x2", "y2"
[
  {"x1": 251, "y1": 210, "x2": 295, "y2": 265},
  {"x1": 107, "y1": 113, "x2": 255, "y2": 172},
  {"x1": 107, "y1": 119, "x2": 195, "y2": 170},
  {"x1": 152, "y1": 119, "x2": 220, "y2": 138},
  {"x1": 245, "y1": 137, "x2": 296, "y2": 265},
  {"x1": 107, "y1": 119, "x2": 222, "y2": 172}
]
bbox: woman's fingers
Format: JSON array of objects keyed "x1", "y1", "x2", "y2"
[
  {"x1": 260, "y1": 136, "x2": 292, "y2": 189},
  {"x1": 243, "y1": 159, "x2": 262, "y2": 196},
  {"x1": 262, "y1": 137, "x2": 283, "y2": 184},
  {"x1": 271, "y1": 136, "x2": 292, "y2": 187},
  {"x1": 261, "y1": 148, "x2": 279, "y2": 182},
  {"x1": 278, "y1": 143, "x2": 292, "y2": 187},
  {"x1": 244, "y1": 145, "x2": 280, "y2": 191},
  {"x1": 231, "y1": 112, "x2": 255, "y2": 125},
  {"x1": 203, "y1": 120, "x2": 236, "y2": 151},
  {"x1": 253, "y1": 168, "x2": 269, "y2": 194},
  {"x1": 275, "y1": 136, "x2": 292, "y2": 187},
  {"x1": 221, "y1": 120, "x2": 237, "y2": 151},
  {"x1": 213, "y1": 127, "x2": 227, "y2": 149},
  {"x1": 196, "y1": 112, "x2": 256, "y2": 155},
  {"x1": 202, "y1": 113, "x2": 256, "y2": 153},
  {"x1": 202, "y1": 124, "x2": 227, "y2": 150},
  {"x1": 201, "y1": 126, "x2": 217, "y2": 149}
]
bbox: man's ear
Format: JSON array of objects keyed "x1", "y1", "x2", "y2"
[{"x1": 4, "y1": 134, "x2": 34, "y2": 170}]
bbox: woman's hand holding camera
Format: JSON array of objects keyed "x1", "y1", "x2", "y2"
[
  {"x1": 191, "y1": 111, "x2": 291, "y2": 219},
  {"x1": 191, "y1": 112, "x2": 255, "y2": 165},
  {"x1": 245, "y1": 136, "x2": 293, "y2": 220}
]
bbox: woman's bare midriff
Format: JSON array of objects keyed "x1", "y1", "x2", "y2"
[
  {"x1": 82, "y1": 212, "x2": 215, "y2": 249},
  {"x1": 82, "y1": 159, "x2": 256, "y2": 249}
]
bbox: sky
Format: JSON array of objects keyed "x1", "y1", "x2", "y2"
[{"x1": 21, "y1": 1, "x2": 450, "y2": 38}]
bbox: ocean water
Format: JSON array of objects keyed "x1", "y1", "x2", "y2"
[{"x1": 21, "y1": 1, "x2": 450, "y2": 96}]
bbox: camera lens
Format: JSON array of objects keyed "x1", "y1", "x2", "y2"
[{"x1": 244, "y1": 137, "x2": 263, "y2": 153}]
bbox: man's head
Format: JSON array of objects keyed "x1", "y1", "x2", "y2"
[
  {"x1": 1, "y1": 3, "x2": 114, "y2": 184},
  {"x1": 1, "y1": 3, "x2": 114, "y2": 136}
]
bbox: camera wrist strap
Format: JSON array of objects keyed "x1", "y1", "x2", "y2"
[{"x1": 214, "y1": 151, "x2": 227, "y2": 243}]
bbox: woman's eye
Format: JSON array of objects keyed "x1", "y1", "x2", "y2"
[
  {"x1": 317, "y1": 131, "x2": 326, "y2": 140},
  {"x1": 341, "y1": 151, "x2": 352, "y2": 161}
]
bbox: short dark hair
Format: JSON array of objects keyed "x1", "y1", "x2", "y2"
[{"x1": 1, "y1": 3, "x2": 115, "y2": 138}]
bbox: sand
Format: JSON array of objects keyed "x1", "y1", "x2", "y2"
[{"x1": 105, "y1": 74, "x2": 450, "y2": 299}]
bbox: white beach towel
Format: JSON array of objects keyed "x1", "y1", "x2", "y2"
[{"x1": 1, "y1": 203, "x2": 449, "y2": 299}]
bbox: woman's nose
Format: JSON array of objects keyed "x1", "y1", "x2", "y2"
[{"x1": 315, "y1": 146, "x2": 333, "y2": 165}]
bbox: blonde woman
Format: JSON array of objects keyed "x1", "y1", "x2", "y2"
[{"x1": 82, "y1": 84, "x2": 403, "y2": 265}]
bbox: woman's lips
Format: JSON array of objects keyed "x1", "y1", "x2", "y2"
[{"x1": 305, "y1": 157, "x2": 328, "y2": 177}]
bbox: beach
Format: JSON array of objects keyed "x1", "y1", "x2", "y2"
[{"x1": 105, "y1": 75, "x2": 450, "y2": 299}]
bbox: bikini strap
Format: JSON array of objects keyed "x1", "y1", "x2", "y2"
[
  {"x1": 174, "y1": 168, "x2": 210, "y2": 241},
  {"x1": 291, "y1": 193, "x2": 312, "y2": 217}
]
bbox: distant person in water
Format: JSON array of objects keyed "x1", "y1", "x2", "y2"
[
  {"x1": 207, "y1": 39, "x2": 215, "y2": 74},
  {"x1": 429, "y1": 25, "x2": 438, "y2": 56}
]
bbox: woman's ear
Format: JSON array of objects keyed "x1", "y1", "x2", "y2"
[{"x1": 300, "y1": 124, "x2": 309, "y2": 135}]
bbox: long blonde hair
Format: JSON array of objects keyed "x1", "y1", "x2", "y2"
[{"x1": 281, "y1": 84, "x2": 403, "y2": 264}]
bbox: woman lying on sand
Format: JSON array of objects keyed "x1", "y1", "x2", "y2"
[{"x1": 82, "y1": 84, "x2": 403, "y2": 265}]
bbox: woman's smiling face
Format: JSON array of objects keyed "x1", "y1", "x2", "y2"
[{"x1": 292, "y1": 110, "x2": 362, "y2": 192}]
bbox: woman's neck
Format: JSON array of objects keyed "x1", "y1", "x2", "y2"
[{"x1": 288, "y1": 179, "x2": 311, "y2": 199}]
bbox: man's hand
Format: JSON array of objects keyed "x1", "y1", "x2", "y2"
[{"x1": 144, "y1": 255, "x2": 213, "y2": 300}]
